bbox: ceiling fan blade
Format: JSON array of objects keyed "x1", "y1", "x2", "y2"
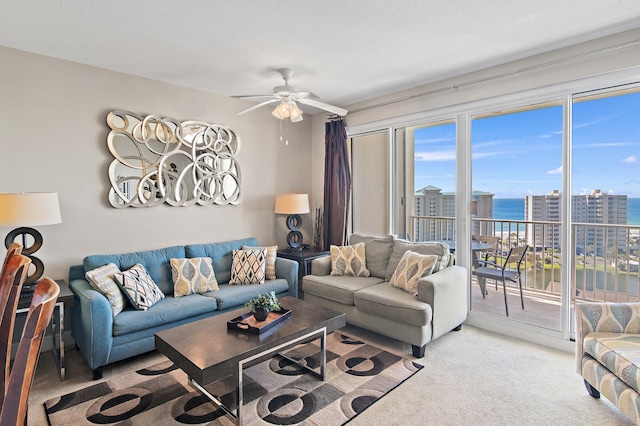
[
  {"x1": 293, "y1": 91, "x2": 320, "y2": 99},
  {"x1": 232, "y1": 94, "x2": 277, "y2": 99},
  {"x1": 298, "y1": 98, "x2": 348, "y2": 116},
  {"x1": 236, "y1": 99, "x2": 279, "y2": 115}
]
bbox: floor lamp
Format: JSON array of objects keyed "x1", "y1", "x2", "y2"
[
  {"x1": 275, "y1": 194, "x2": 310, "y2": 251},
  {"x1": 0, "y1": 192, "x2": 62, "y2": 289}
]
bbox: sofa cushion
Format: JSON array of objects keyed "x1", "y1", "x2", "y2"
[
  {"x1": 202, "y1": 279, "x2": 290, "y2": 311},
  {"x1": 84, "y1": 245, "x2": 186, "y2": 295},
  {"x1": 114, "y1": 263, "x2": 165, "y2": 310},
  {"x1": 185, "y1": 237, "x2": 257, "y2": 284},
  {"x1": 170, "y1": 257, "x2": 219, "y2": 297},
  {"x1": 389, "y1": 251, "x2": 438, "y2": 296},
  {"x1": 349, "y1": 233, "x2": 394, "y2": 279},
  {"x1": 330, "y1": 243, "x2": 370, "y2": 277},
  {"x1": 355, "y1": 283, "x2": 433, "y2": 327},
  {"x1": 584, "y1": 332, "x2": 640, "y2": 394},
  {"x1": 385, "y1": 240, "x2": 451, "y2": 282},
  {"x1": 85, "y1": 263, "x2": 127, "y2": 317},
  {"x1": 302, "y1": 274, "x2": 383, "y2": 305},
  {"x1": 112, "y1": 294, "x2": 217, "y2": 336},
  {"x1": 229, "y1": 248, "x2": 267, "y2": 284},
  {"x1": 243, "y1": 245, "x2": 277, "y2": 280}
]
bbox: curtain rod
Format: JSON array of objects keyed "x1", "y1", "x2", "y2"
[{"x1": 348, "y1": 38, "x2": 640, "y2": 115}]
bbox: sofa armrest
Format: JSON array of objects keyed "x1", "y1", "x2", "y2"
[
  {"x1": 275, "y1": 257, "x2": 298, "y2": 298},
  {"x1": 310, "y1": 256, "x2": 332, "y2": 276},
  {"x1": 575, "y1": 301, "x2": 640, "y2": 373},
  {"x1": 69, "y1": 279, "x2": 115, "y2": 370},
  {"x1": 417, "y1": 265, "x2": 468, "y2": 340}
]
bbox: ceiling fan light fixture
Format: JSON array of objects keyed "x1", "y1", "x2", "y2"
[
  {"x1": 289, "y1": 101, "x2": 303, "y2": 122},
  {"x1": 272, "y1": 100, "x2": 290, "y2": 119}
]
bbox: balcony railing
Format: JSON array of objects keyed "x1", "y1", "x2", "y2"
[{"x1": 409, "y1": 215, "x2": 640, "y2": 304}]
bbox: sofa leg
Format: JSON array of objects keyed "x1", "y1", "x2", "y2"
[
  {"x1": 583, "y1": 379, "x2": 600, "y2": 398},
  {"x1": 93, "y1": 367, "x2": 103, "y2": 381},
  {"x1": 412, "y1": 344, "x2": 426, "y2": 358},
  {"x1": 452, "y1": 324, "x2": 462, "y2": 331}
]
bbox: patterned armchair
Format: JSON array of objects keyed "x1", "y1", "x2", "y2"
[{"x1": 575, "y1": 302, "x2": 640, "y2": 423}]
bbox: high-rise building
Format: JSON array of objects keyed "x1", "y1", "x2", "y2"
[
  {"x1": 414, "y1": 186, "x2": 494, "y2": 240},
  {"x1": 525, "y1": 189, "x2": 627, "y2": 253}
]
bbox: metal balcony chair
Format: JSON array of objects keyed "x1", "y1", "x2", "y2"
[
  {"x1": 471, "y1": 235, "x2": 500, "y2": 268},
  {"x1": 472, "y1": 245, "x2": 528, "y2": 316},
  {"x1": 0, "y1": 277, "x2": 59, "y2": 425}
]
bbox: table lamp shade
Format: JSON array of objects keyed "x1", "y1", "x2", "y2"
[
  {"x1": 274, "y1": 194, "x2": 310, "y2": 215},
  {"x1": 0, "y1": 193, "x2": 62, "y2": 227}
]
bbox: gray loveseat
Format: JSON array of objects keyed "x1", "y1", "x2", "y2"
[
  {"x1": 302, "y1": 234, "x2": 467, "y2": 357},
  {"x1": 69, "y1": 237, "x2": 297, "y2": 379}
]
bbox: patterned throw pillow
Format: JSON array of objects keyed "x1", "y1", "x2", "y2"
[
  {"x1": 170, "y1": 257, "x2": 219, "y2": 297},
  {"x1": 229, "y1": 249, "x2": 267, "y2": 284},
  {"x1": 114, "y1": 263, "x2": 165, "y2": 310},
  {"x1": 389, "y1": 250, "x2": 438, "y2": 296},
  {"x1": 242, "y1": 245, "x2": 277, "y2": 280},
  {"x1": 330, "y1": 243, "x2": 370, "y2": 277},
  {"x1": 85, "y1": 263, "x2": 127, "y2": 317}
]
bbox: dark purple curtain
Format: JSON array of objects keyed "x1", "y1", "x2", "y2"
[{"x1": 322, "y1": 119, "x2": 351, "y2": 249}]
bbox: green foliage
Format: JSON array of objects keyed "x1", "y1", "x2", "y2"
[{"x1": 244, "y1": 291, "x2": 281, "y2": 313}]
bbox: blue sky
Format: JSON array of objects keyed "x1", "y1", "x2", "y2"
[{"x1": 414, "y1": 90, "x2": 640, "y2": 198}]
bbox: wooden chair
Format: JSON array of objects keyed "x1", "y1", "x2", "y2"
[
  {"x1": 0, "y1": 254, "x2": 32, "y2": 410},
  {"x1": 472, "y1": 245, "x2": 528, "y2": 316},
  {"x1": 0, "y1": 277, "x2": 59, "y2": 426},
  {"x1": 0, "y1": 243, "x2": 24, "y2": 310}
]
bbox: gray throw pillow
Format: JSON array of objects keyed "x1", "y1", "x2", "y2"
[
  {"x1": 385, "y1": 240, "x2": 451, "y2": 282},
  {"x1": 349, "y1": 233, "x2": 394, "y2": 279}
]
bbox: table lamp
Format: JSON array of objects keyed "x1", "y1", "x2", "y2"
[
  {"x1": 275, "y1": 194, "x2": 310, "y2": 251},
  {"x1": 0, "y1": 192, "x2": 62, "y2": 287}
]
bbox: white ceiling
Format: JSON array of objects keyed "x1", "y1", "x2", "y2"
[{"x1": 2, "y1": 1, "x2": 640, "y2": 112}]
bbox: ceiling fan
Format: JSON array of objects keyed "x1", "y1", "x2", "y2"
[{"x1": 234, "y1": 68, "x2": 348, "y2": 122}]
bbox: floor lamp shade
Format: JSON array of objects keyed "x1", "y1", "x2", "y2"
[
  {"x1": 275, "y1": 194, "x2": 310, "y2": 250},
  {"x1": 0, "y1": 192, "x2": 62, "y2": 285}
]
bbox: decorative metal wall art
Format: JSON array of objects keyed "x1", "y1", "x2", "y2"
[{"x1": 106, "y1": 110, "x2": 241, "y2": 208}]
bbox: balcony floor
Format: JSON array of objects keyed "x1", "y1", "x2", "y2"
[{"x1": 470, "y1": 278, "x2": 564, "y2": 330}]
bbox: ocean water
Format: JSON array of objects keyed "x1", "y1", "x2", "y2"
[{"x1": 493, "y1": 198, "x2": 640, "y2": 225}]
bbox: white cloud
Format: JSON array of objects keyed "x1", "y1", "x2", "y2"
[
  {"x1": 623, "y1": 156, "x2": 637, "y2": 163},
  {"x1": 547, "y1": 165, "x2": 562, "y2": 175},
  {"x1": 415, "y1": 151, "x2": 456, "y2": 161}
]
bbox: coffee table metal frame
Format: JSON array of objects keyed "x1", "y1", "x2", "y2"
[{"x1": 188, "y1": 327, "x2": 327, "y2": 425}]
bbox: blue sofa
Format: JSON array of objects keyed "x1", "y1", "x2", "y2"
[{"x1": 69, "y1": 237, "x2": 298, "y2": 379}]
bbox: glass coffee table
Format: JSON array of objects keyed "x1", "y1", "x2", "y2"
[{"x1": 154, "y1": 296, "x2": 346, "y2": 425}]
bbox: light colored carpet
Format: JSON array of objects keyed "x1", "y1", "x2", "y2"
[{"x1": 28, "y1": 325, "x2": 633, "y2": 425}]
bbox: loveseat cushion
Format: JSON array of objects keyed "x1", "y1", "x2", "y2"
[
  {"x1": 185, "y1": 237, "x2": 257, "y2": 284},
  {"x1": 349, "y1": 233, "x2": 394, "y2": 279},
  {"x1": 355, "y1": 283, "x2": 433, "y2": 327},
  {"x1": 385, "y1": 241, "x2": 451, "y2": 282},
  {"x1": 202, "y1": 279, "x2": 290, "y2": 311},
  {"x1": 302, "y1": 275, "x2": 383, "y2": 305},
  {"x1": 584, "y1": 332, "x2": 640, "y2": 393},
  {"x1": 112, "y1": 294, "x2": 217, "y2": 336},
  {"x1": 84, "y1": 245, "x2": 186, "y2": 295}
]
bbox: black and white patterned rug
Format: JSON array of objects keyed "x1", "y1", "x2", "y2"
[{"x1": 45, "y1": 332, "x2": 423, "y2": 425}]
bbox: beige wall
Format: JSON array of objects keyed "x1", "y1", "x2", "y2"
[{"x1": 0, "y1": 46, "x2": 314, "y2": 280}]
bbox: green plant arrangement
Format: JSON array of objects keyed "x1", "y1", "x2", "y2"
[{"x1": 244, "y1": 291, "x2": 281, "y2": 321}]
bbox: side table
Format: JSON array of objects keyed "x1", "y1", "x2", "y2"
[
  {"x1": 277, "y1": 247, "x2": 330, "y2": 291},
  {"x1": 16, "y1": 279, "x2": 73, "y2": 381}
]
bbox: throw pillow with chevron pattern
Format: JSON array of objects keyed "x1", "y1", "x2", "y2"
[
  {"x1": 114, "y1": 263, "x2": 165, "y2": 310},
  {"x1": 229, "y1": 248, "x2": 267, "y2": 284},
  {"x1": 389, "y1": 250, "x2": 438, "y2": 296}
]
